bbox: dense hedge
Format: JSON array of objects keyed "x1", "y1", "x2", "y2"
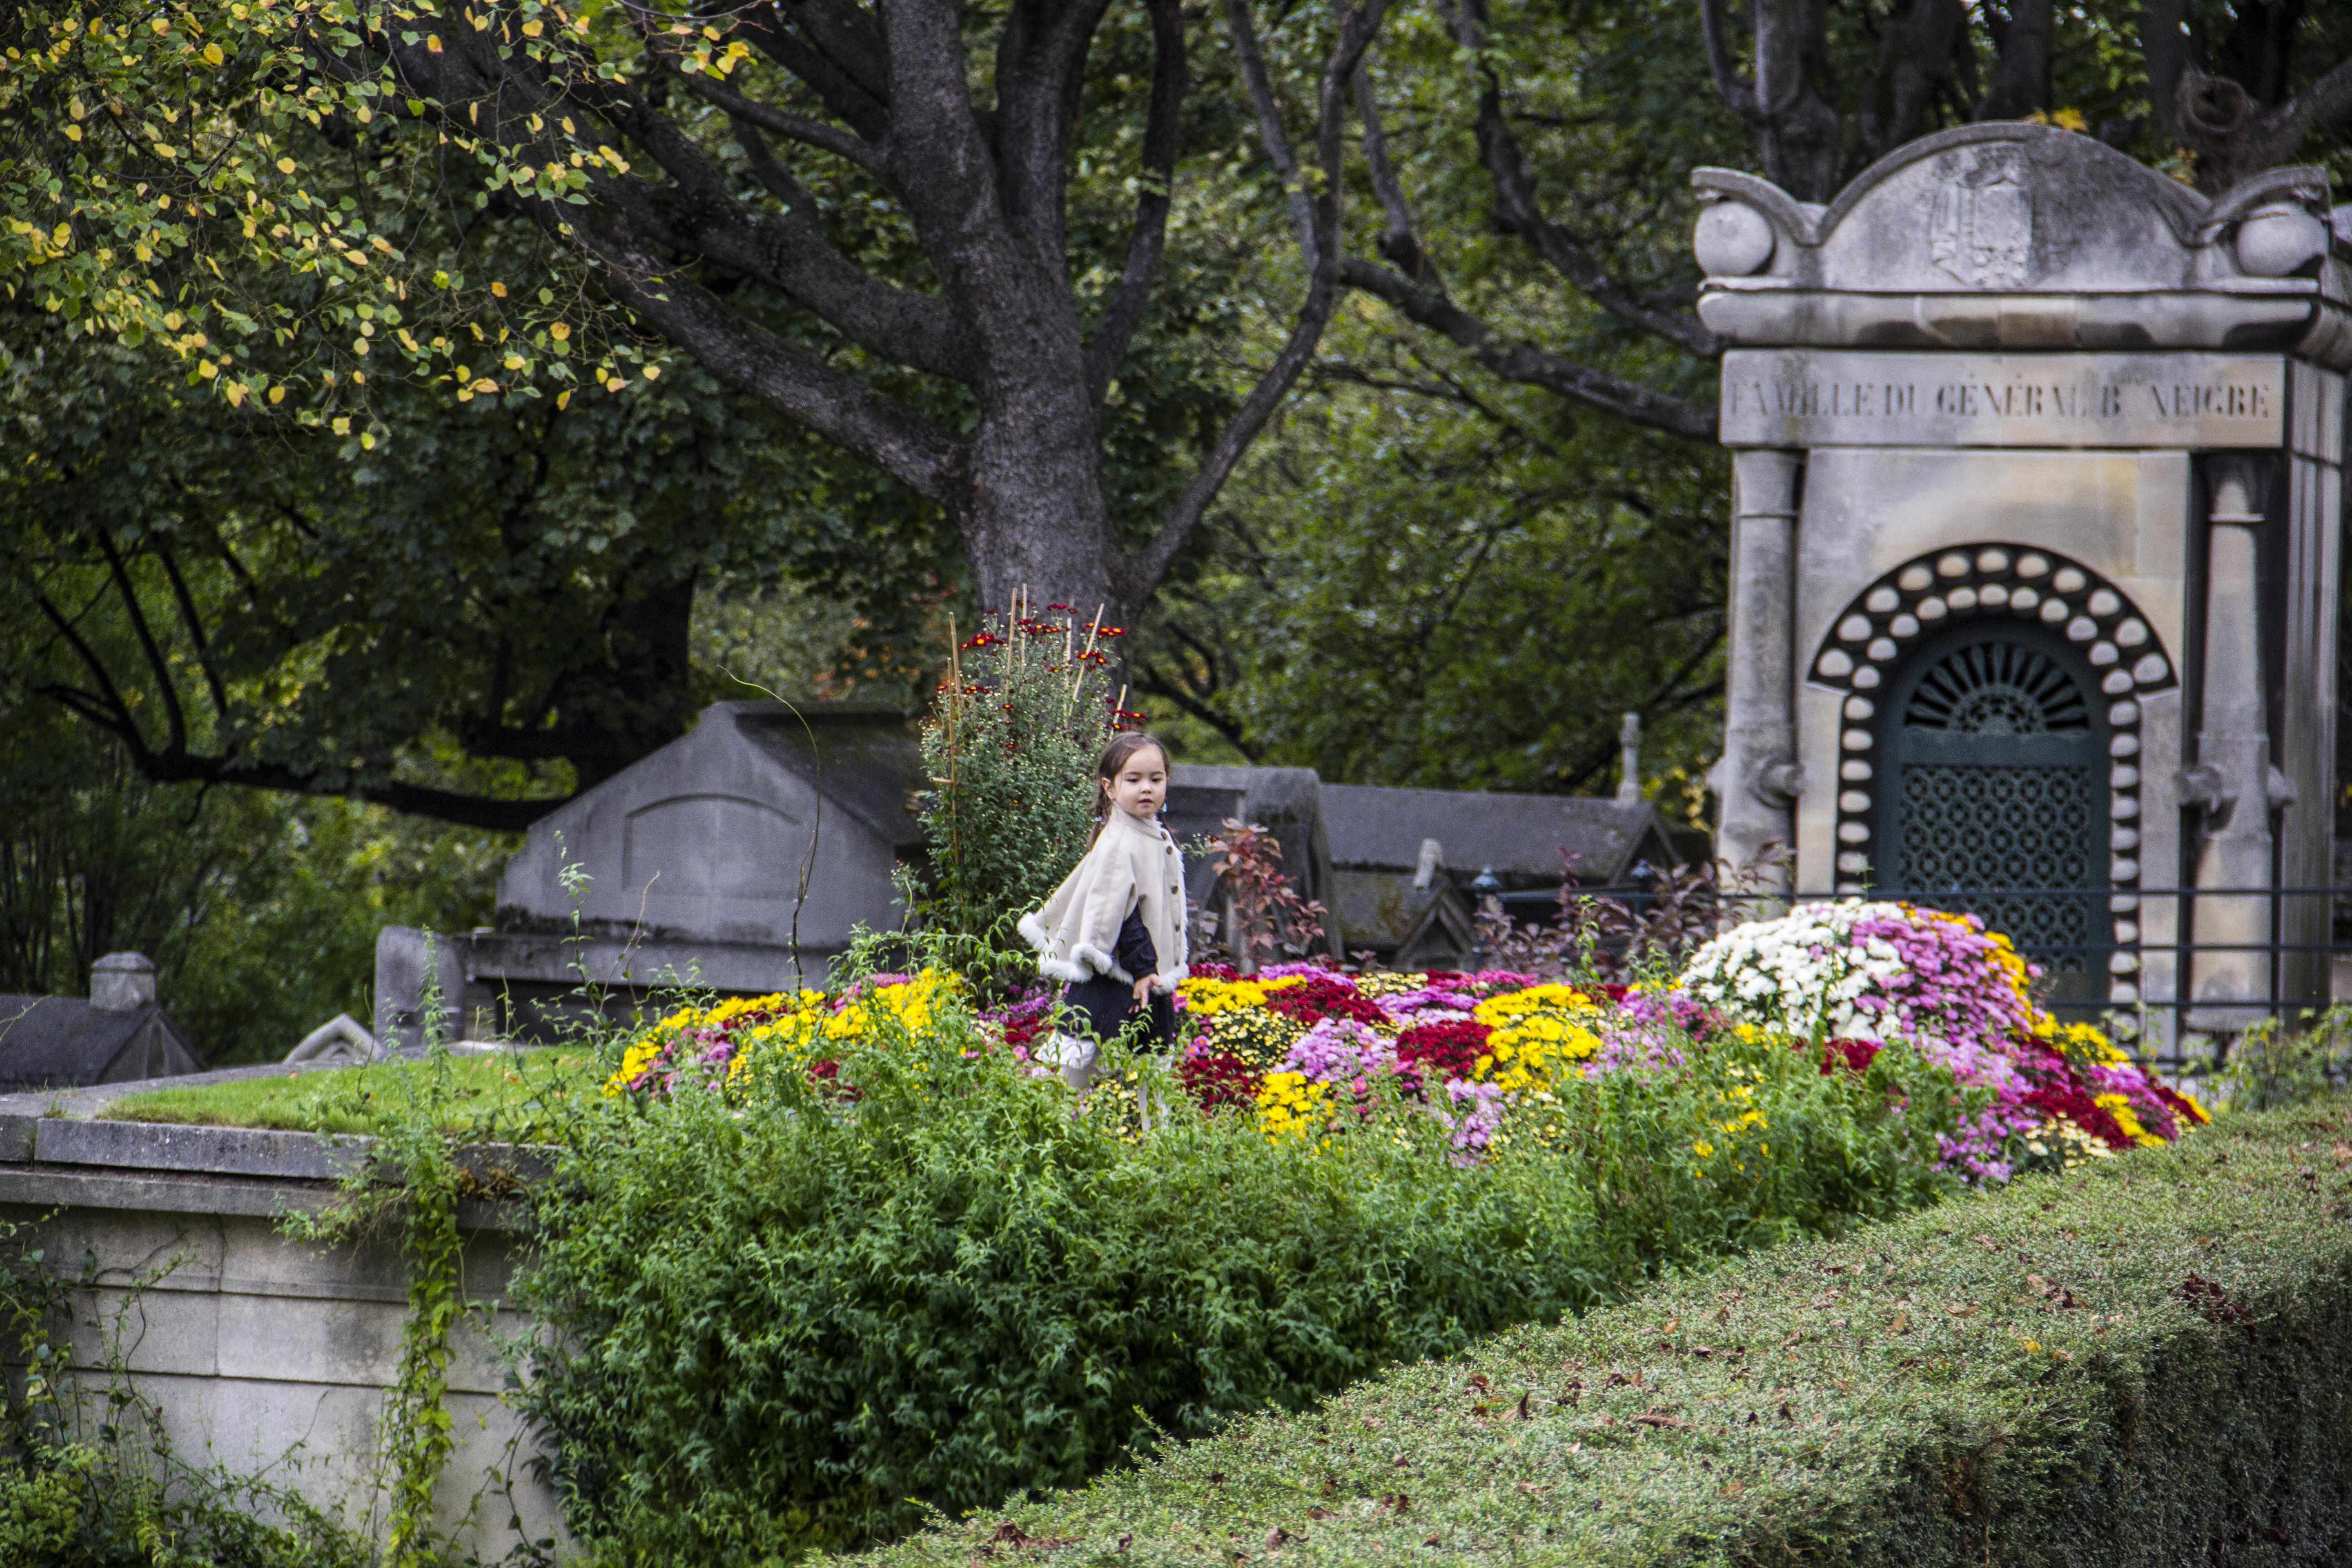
[
  {"x1": 511, "y1": 996, "x2": 1961, "y2": 1563},
  {"x1": 844, "y1": 1104, "x2": 2352, "y2": 1568}
]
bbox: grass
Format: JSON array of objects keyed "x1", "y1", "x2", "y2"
[
  {"x1": 842, "y1": 1104, "x2": 2352, "y2": 1568},
  {"x1": 98, "y1": 1050, "x2": 607, "y2": 1138}
]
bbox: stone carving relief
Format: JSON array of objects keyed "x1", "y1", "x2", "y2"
[{"x1": 1926, "y1": 147, "x2": 2034, "y2": 288}]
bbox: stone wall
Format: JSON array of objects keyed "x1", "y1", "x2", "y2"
[{"x1": 0, "y1": 1110, "x2": 566, "y2": 1558}]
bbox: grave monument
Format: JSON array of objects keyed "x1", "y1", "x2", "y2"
[{"x1": 1698, "y1": 122, "x2": 2348, "y2": 1038}]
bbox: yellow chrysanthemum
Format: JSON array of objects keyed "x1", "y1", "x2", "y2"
[{"x1": 1254, "y1": 1069, "x2": 1331, "y2": 1137}]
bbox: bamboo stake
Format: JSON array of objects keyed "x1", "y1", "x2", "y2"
[{"x1": 1068, "y1": 604, "x2": 1104, "y2": 712}]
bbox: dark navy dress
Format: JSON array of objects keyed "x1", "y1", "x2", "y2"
[{"x1": 1062, "y1": 907, "x2": 1176, "y2": 1048}]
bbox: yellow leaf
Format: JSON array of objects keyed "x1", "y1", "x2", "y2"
[
  {"x1": 277, "y1": 157, "x2": 294, "y2": 173},
  {"x1": 197, "y1": 360, "x2": 218, "y2": 378},
  {"x1": 426, "y1": 33, "x2": 442, "y2": 52},
  {"x1": 521, "y1": 18, "x2": 542, "y2": 35},
  {"x1": 503, "y1": 354, "x2": 524, "y2": 370},
  {"x1": 224, "y1": 381, "x2": 246, "y2": 406},
  {"x1": 555, "y1": 388, "x2": 571, "y2": 409},
  {"x1": 490, "y1": 280, "x2": 506, "y2": 297},
  {"x1": 549, "y1": 322, "x2": 570, "y2": 341},
  {"x1": 202, "y1": 42, "x2": 223, "y2": 64},
  {"x1": 64, "y1": 124, "x2": 81, "y2": 141},
  {"x1": 267, "y1": 384, "x2": 285, "y2": 404},
  {"x1": 642, "y1": 365, "x2": 660, "y2": 380}
]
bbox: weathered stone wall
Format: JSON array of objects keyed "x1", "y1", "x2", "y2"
[{"x1": 0, "y1": 1111, "x2": 566, "y2": 1558}]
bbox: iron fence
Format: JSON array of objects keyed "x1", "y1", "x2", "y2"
[{"x1": 1531, "y1": 880, "x2": 2348, "y2": 1073}]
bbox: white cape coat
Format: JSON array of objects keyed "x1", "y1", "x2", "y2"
[{"x1": 1018, "y1": 806, "x2": 1190, "y2": 988}]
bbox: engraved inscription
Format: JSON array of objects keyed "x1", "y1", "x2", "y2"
[{"x1": 1718, "y1": 352, "x2": 2285, "y2": 449}]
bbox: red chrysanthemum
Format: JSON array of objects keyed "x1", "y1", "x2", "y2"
[
  {"x1": 1262, "y1": 977, "x2": 1388, "y2": 1028},
  {"x1": 1179, "y1": 1050, "x2": 1263, "y2": 1113},
  {"x1": 1396, "y1": 1019, "x2": 1492, "y2": 1085},
  {"x1": 1820, "y1": 1038, "x2": 1881, "y2": 1075}
]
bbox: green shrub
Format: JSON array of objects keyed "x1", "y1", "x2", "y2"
[
  {"x1": 2221, "y1": 1006, "x2": 2352, "y2": 1112},
  {"x1": 918, "y1": 605, "x2": 1115, "y2": 946},
  {"x1": 842, "y1": 1103, "x2": 2352, "y2": 1568},
  {"x1": 510, "y1": 980, "x2": 1960, "y2": 1564}
]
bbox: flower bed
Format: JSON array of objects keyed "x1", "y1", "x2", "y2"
[
  {"x1": 606, "y1": 902, "x2": 2205, "y2": 1188},
  {"x1": 1151, "y1": 902, "x2": 2205, "y2": 1181}
]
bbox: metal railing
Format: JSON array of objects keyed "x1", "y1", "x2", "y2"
[
  {"x1": 1516, "y1": 880, "x2": 2347, "y2": 1072},
  {"x1": 1758, "y1": 884, "x2": 2343, "y2": 1069}
]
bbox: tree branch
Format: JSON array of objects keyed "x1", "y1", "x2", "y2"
[
  {"x1": 29, "y1": 590, "x2": 150, "y2": 766},
  {"x1": 1975, "y1": 0, "x2": 2053, "y2": 121},
  {"x1": 2140, "y1": 0, "x2": 2194, "y2": 147},
  {"x1": 665, "y1": 60, "x2": 892, "y2": 176},
  {"x1": 1856, "y1": 0, "x2": 1964, "y2": 164},
  {"x1": 153, "y1": 540, "x2": 232, "y2": 724},
  {"x1": 1445, "y1": 0, "x2": 1717, "y2": 356},
  {"x1": 1123, "y1": 0, "x2": 1394, "y2": 599},
  {"x1": 1225, "y1": 0, "x2": 1319, "y2": 266},
  {"x1": 90, "y1": 530, "x2": 188, "y2": 760},
  {"x1": 1352, "y1": 47, "x2": 1431, "y2": 284},
  {"x1": 1699, "y1": 0, "x2": 1759, "y2": 119},
  {"x1": 1338, "y1": 257, "x2": 1717, "y2": 438},
  {"x1": 1084, "y1": 0, "x2": 1186, "y2": 404}
]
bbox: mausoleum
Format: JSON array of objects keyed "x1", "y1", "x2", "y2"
[{"x1": 1697, "y1": 122, "x2": 2347, "y2": 1036}]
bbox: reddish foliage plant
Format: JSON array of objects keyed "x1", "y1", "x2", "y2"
[{"x1": 1179, "y1": 1051, "x2": 1264, "y2": 1113}]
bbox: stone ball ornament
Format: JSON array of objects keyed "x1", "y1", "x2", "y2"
[
  {"x1": 1693, "y1": 199, "x2": 1775, "y2": 277},
  {"x1": 2234, "y1": 203, "x2": 2330, "y2": 278}
]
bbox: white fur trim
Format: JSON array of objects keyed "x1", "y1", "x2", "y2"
[
  {"x1": 1162, "y1": 964, "x2": 1189, "y2": 985},
  {"x1": 1035, "y1": 955, "x2": 1092, "y2": 984},
  {"x1": 1018, "y1": 910, "x2": 1055, "y2": 954},
  {"x1": 1069, "y1": 942, "x2": 1132, "y2": 985}
]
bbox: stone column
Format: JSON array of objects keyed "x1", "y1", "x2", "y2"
[
  {"x1": 2185, "y1": 456, "x2": 2290, "y2": 1032},
  {"x1": 1711, "y1": 449, "x2": 1804, "y2": 905}
]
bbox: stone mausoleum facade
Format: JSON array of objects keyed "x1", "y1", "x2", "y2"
[{"x1": 1698, "y1": 123, "x2": 2348, "y2": 1039}]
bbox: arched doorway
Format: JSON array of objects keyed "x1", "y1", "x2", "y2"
[{"x1": 1874, "y1": 622, "x2": 2109, "y2": 1006}]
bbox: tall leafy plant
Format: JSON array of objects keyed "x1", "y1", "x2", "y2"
[{"x1": 919, "y1": 597, "x2": 1122, "y2": 945}]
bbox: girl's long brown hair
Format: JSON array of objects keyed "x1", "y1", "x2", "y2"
[{"x1": 1088, "y1": 731, "x2": 1168, "y2": 846}]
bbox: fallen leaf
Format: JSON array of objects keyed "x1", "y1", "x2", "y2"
[
  {"x1": 1515, "y1": 1392, "x2": 1533, "y2": 1420},
  {"x1": 1947, "y1": 1302, "x2": 1979, "y2": 1318},
  {"x1": 1378, "y1": 1492, "x2": 1410, "y2": 1516},
  {"x1": 1514, "y1": 1481, "x2": 1551, "y2": 1494},
  {"x1": 1663, "y1": 1317, "x2": 1681, "y2": 1334},
  {"x1": 2026, "y1": 1274, "x2": 2048, "y2": 1292},
  {"x1": 1306, "y1": 1508, "x2": 1334, "y2": 1521},
  {"x1": 1207, "y1": 1474, "x2": 1225, "y2": 1485},
  {"x1": 1887, "y1": 1311, "x2": 1912, "y2": 1334},
  {"x1": 1423, "y1": 1536, "x2": 1441, "y2": 1548},
  {"x1": 1468, "y1": 1373, "x2": 1490, "y2": 1391},
  {"x1": 1632, "y1": 1411, "x2": 1688, "y2": 1428},
  {"x1": 1265, "y1": 1528, "x2": 1290, "y2": 1550},
  {"x1": 1117, "y1": 1534, "x2": 1132, "y2": 1552}
]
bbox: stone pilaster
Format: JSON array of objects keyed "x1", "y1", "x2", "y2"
[
  {"x1": 2185, "y1": 456, "x2": 2290, "y2": 1031},
  {"x1": 1711, "y1": 449, "x2": 1804, "y2": 904}
]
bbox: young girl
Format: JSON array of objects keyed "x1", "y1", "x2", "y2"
[{"x1": 1018, "y1": 732, "x2": 1189, "y2": 1087}]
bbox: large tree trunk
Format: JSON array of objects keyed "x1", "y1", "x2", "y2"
[{"x1": 962, "y1": 408, "x2": 1120, "y2": 619}]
